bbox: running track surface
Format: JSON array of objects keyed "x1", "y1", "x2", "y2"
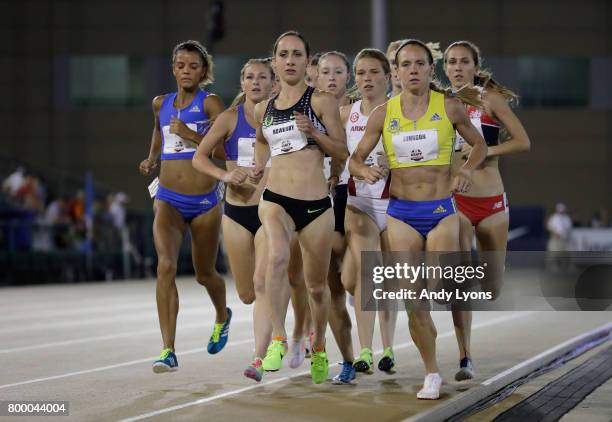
[{"x1": 1, "y1": 277, "x2": 610, "y2": 421}]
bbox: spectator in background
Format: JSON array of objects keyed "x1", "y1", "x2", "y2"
[
  {"x1": 15, "y1": 175, "x2": 45, "y2": 214},
  {"x1": 591, "y1": 208, "x2": 609, "y2": 228},
  {"x1": 547, "y1": 203, "x2": 573, "y2": 251},
  {"x1": 569, "y1": 211, "x2": 582, "y2": 228},
  {"x1": 109, "y1": 192, "x2": 129, "y2": 230},
  {"x1": 44, "y1": 197, "x2": 67, "y2": 225},
  {"x1": 108, "y1": 192, "x2": 129, "y2": 251},
  {"x1": 65, "y1": 190, "x2": 85, "y2": 222},
  {"x1": 2, "y1": 166, "x2": 25, "y2": 196},
  {"x1": 65, "y1": 190, "x2": 86, "y2": 250},
  {"x1": 44, "y1": 196, "x2": 70, "y2": 249},
  {"x1": 93, "y1": 198, "x2": 114, "y2": 252}
]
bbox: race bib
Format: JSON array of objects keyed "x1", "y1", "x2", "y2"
[
  {"x1": 454, "y1": 117, "x2": 483, "y2": 151},
  {"x1": 148, "y1": 177, "x2": 159, "y2": 199},
  {"x1": 323, "y1": 156, "x2": 332, "y2": 180},
  {"x1": 354, "y1": 178, "x2": 386, "y2": 198},
  {"x1": 162, "y1": 123, "x2": 198, "y2": 155},
  {"x1": 392, "y1": 129, "x2": 439, "y2": 164},
  {"x1": 323, "y1": 156, "x2": 348, "y2": 185},
  {"x1": 353, "y1": 142, "x2": 386, "y2": 196},
  {"x1": 237, "y1": 137, "x2": 271, "y2": 168},
  {"x1": 266, "y1": 121, "x2": 308, "y2": 157}
]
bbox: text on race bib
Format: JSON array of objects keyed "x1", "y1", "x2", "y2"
[
  {"x1": 266, "y1": 121, "x2": 308, "y2": 157},
  {"x1": 162, "y1": 123, "x2": 198, "y2": 155},
  {"x1": 454, "y1": 117, "x2": 483, "y2": 151},
  {"x1": 392, "y1": 129, "x2": 439, "y2": 164},
  {"x1": 237, "y1": 137, "x2": 271, "y2": 168}
]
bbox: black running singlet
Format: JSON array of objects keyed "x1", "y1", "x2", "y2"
[{"x1": 262, "y1": 86, "x2": 327, "y2": 157}]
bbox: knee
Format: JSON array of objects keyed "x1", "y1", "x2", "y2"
[
  {"x1": 288, "y1": 270, "x2": 303, "y2": 288},
  {"x1": 330, "y1": 284, "x2": 346, "y2": 303},
  {"x1": 253, "y1": 274, "x2": 266, "y2": 298},
  {"x1": 410, "y1": 310, "x2": 434, "y2": 329},
  {"x1": 195, "y1": 270, "x2": 220, "y2": 287},
  {"x1": 268, "y1": 250, "x2": 289, "y2": 274},
  {"x1": 157, "y1": 257, "x2": 177, "y2": 280},
  {"x1": 307, "y1": 282, "x2": 328, "y2": 303},
  {"x1": 238, "y1": 288, "x2": 255, "y2": 305},
  {"x1": 341, "y1": 276, "x2": 355, "y2": 296}
]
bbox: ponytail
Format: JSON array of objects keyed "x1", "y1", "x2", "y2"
[
  {"x1": 475, "y1": 69, "x2": 519, "y2": 105},
  {"x1": 429, "y1": 81, "x2": 484, "y2": 108},
  {"x1": 229, "y1": 92, "x2": 247, "y2": 110}
]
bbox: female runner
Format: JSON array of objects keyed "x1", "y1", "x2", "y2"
[
  {"x1": 249, "y1": 31, "x2": 348, "y2": 384},
  {"x1": 139, "y1": 40, "x2": 230, "y2": 373},
  {"x1": 350, "y1": 39, "x2": 487, "y2": 399},
  {"x1": 444, "y1": 40, "x2": 530, "y2": 380},
  {"x1": 193, "y1": 58, "x2": 291, "y2": 382},
  {"x1": 341, "y1": 48, "x2": 398, "y2": 374}
]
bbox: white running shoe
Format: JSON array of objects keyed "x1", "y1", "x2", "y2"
[
  {"x1": 288, "y1": 338, "x2": 306, "y2": 369},
  {"x1": 417, "y1": 373, "x2": 442, "y2": 400}
]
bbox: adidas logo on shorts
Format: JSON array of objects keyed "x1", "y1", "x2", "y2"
[
  {"x1": 430, "y1": 113, "x2": 442, "y2": 121},
  {"x1": 200, "y1": 198, "x2": 211, "y2": 205},
  {"x1": 433, "y1": 205, "x2": 447, "y2": 214},
  {"x1": 189, "y1": 105, "x2": 201, "y2": 113}
]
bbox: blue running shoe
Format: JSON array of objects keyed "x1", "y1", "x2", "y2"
[
  {"x1": 207, "y1": 307, "x2": 232, "y2": 354},
  {"x1": 152, "y1": 348, "x2": 178, "y2": 373},
  {"x1": 332, "y1": 361, "x2": 356, "y2": 385}
]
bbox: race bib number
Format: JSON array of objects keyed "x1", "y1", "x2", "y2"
[
  {"x1": 455, "y1": 117, "x2": 483, "y2": 151},
  {"x1": 392, "y1": 129, "x2": 439, "y2": 164},
  {"x1": 267, "y1": 122, "x2": 308, "y2": 156},
  {"x1": 162, "y1": 124, "x2": 198, "y2": 155},
  {"x1": 237, "y1": 137, "x2": 271, "y2": 168}
]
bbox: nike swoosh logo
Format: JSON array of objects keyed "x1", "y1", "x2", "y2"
[{"x1": 307, "y1": 208, "x2": 324, "y2": 214}]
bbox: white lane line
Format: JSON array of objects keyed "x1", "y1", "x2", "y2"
[
  {"x1": 117, "y1": 312, "x2": 536, "y2": 422},
  {"x1": 0, "y1": 299, "x2": 207, "y2": 323},
  {"x1": 0, "y1": 315, "x2": 254, "y2": 354},
  {"x1": 0, "y1": 336, "x2": 255, "y2": 390},
  {"x1": 0, "y1": 299, "x2": 245, "y2": 335}
]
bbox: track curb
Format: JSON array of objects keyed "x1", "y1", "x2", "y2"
[{"x1": 403, "y1": 321, "x2": 612, "y2": 422}]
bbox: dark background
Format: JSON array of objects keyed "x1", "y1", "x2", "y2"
[{"x1": 1, "y1": 0, "x2": 611, "y2": 282}]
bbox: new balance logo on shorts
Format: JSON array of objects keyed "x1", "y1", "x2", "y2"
[
  {"x1": 493, "y1": 201, "x2": 503, "y2": 210},
  {"x1": 189, "y1": 104, "x2": 201, "y2": 113},
  {"x1": 430, "y1": 113, "x2": 442, "y2": 121}
]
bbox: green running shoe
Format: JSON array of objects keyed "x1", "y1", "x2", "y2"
[
  {"x1": 262, "y1": 340, "x2": 287, "y2": 371},
  {"x1": 378, "y1": 347, "x2": 396, "y2": 373},
  {"x1": 353, "y1": 347, "x2": 373, "y2": 374},
  {"x1": 310, "y1": 350, "x2": 329, "y2": 384}
]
